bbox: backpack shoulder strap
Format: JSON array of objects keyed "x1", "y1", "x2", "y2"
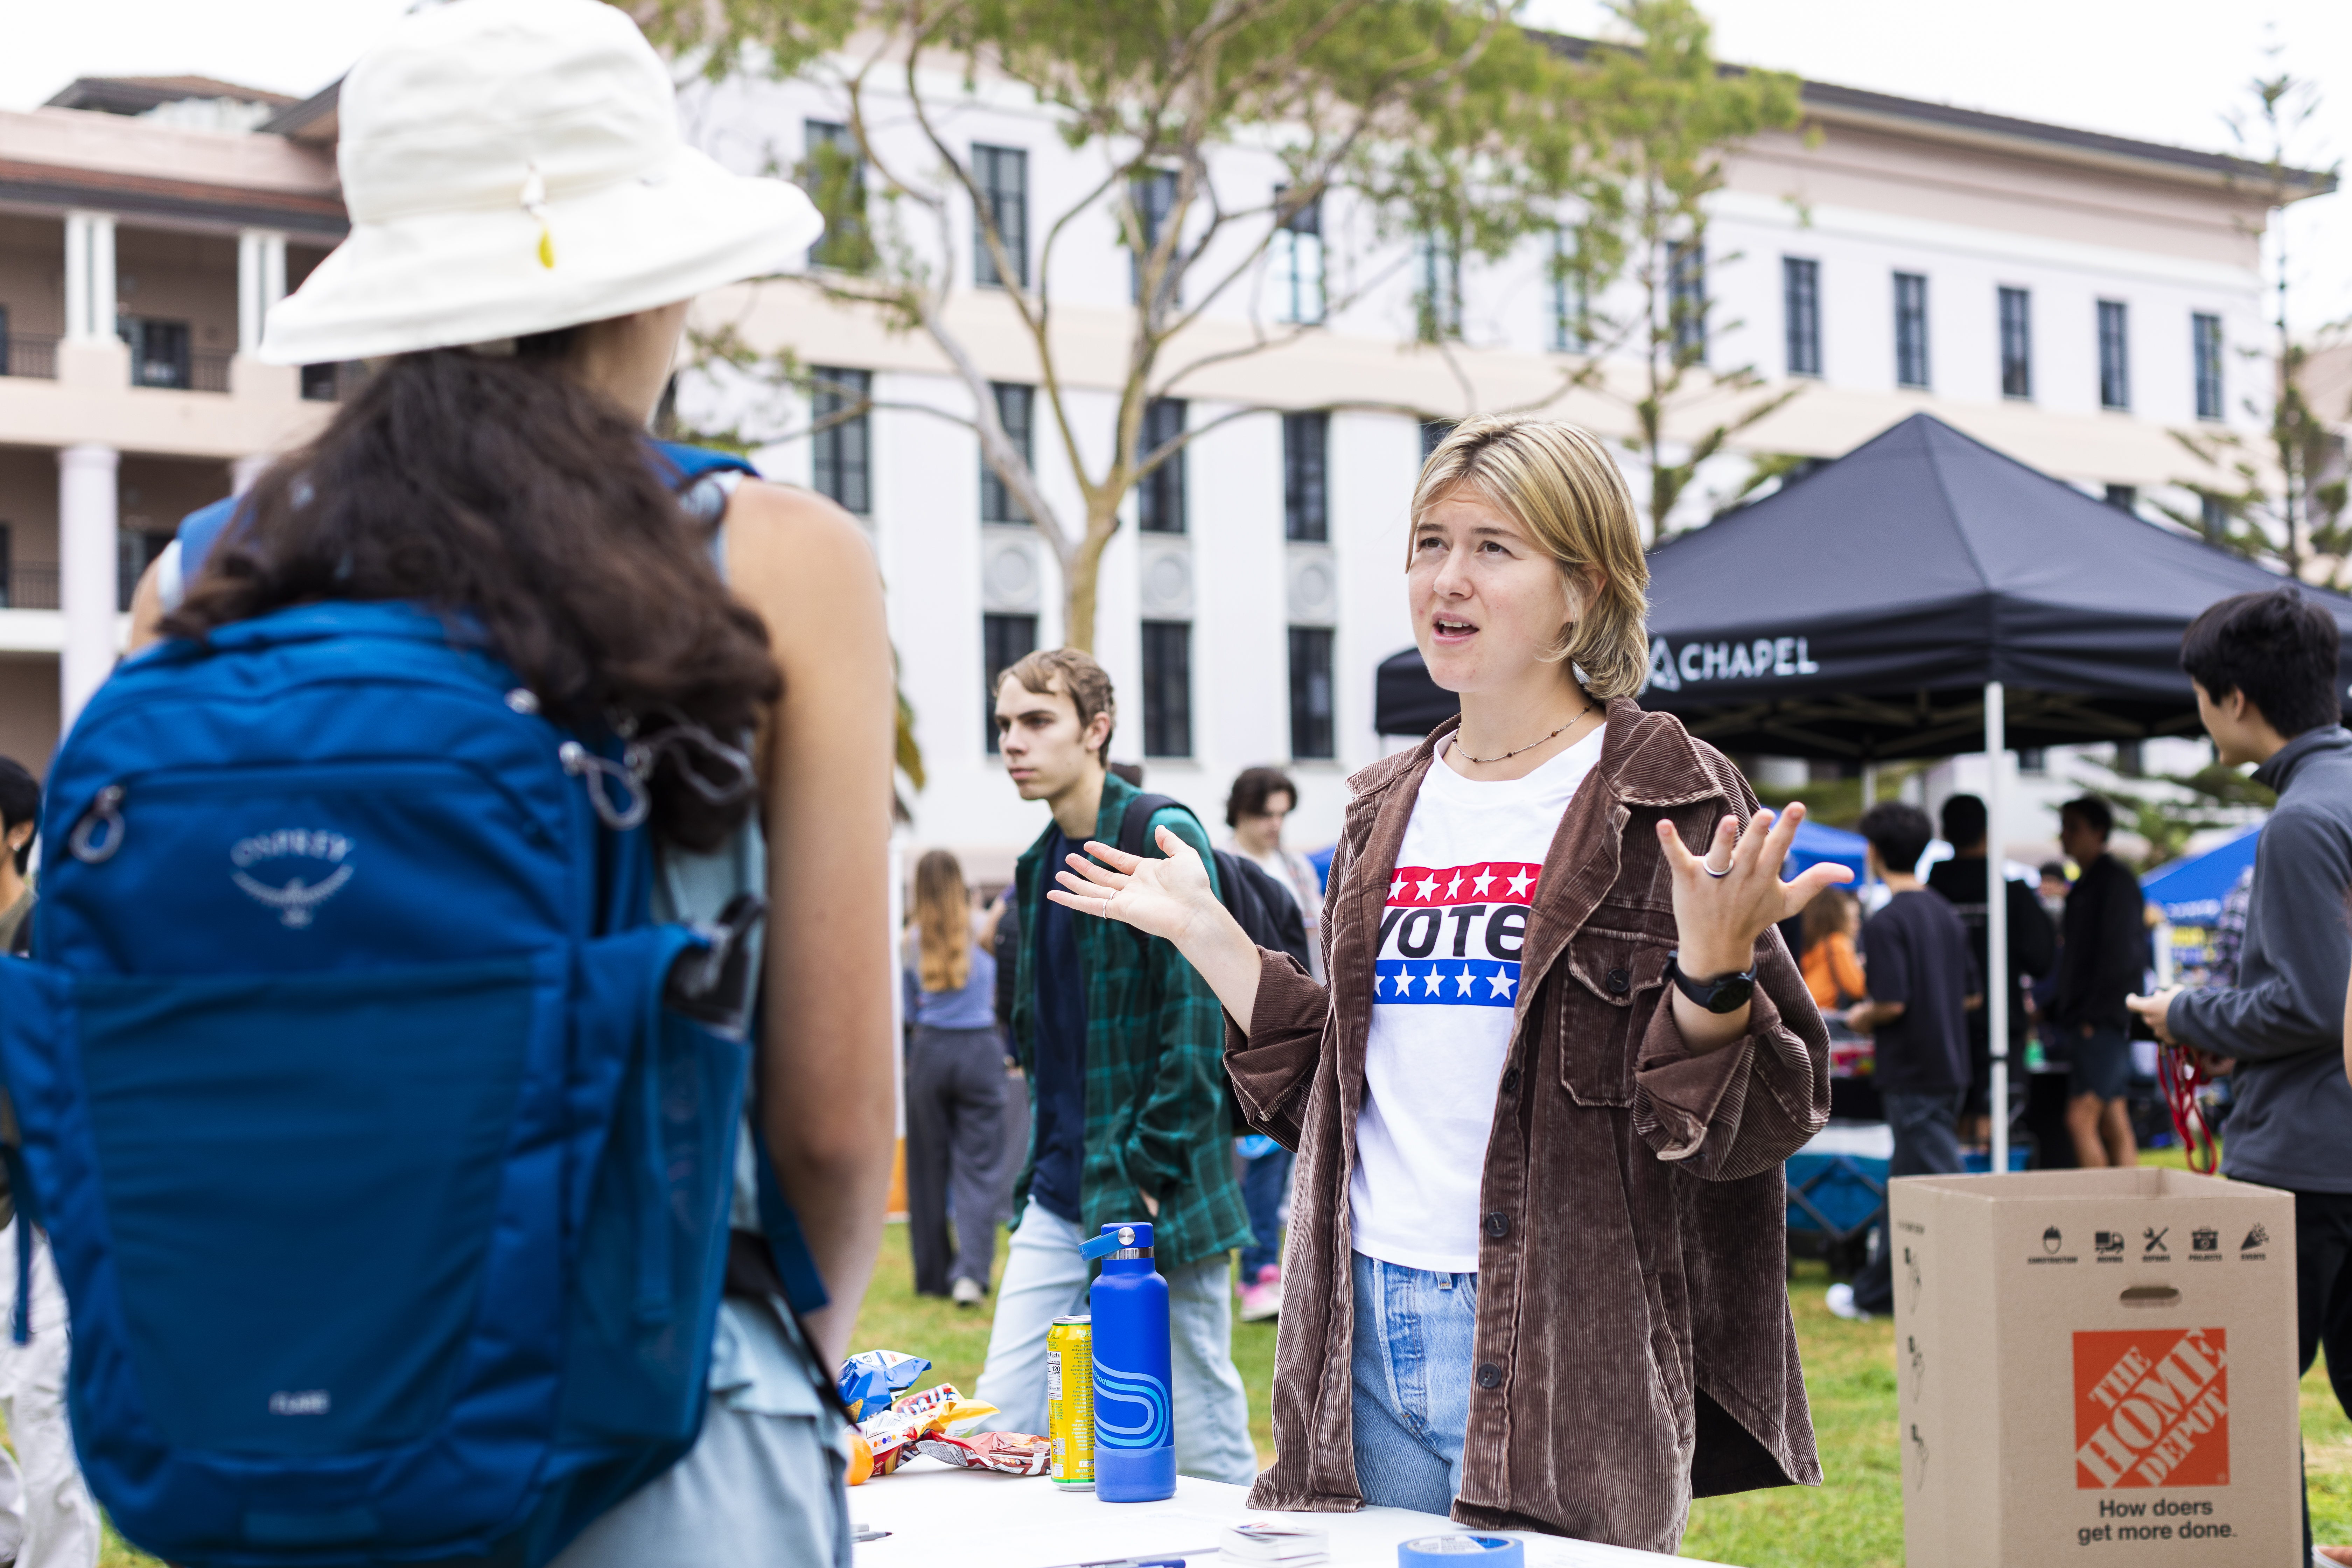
[{"x1": 1118, "y1": 792, "x2": 1197, "y2": 859}]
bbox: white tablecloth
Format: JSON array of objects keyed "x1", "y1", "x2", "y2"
[{"x1": 849, "y1": 1458, "x2": 1724, "y2": 1568}]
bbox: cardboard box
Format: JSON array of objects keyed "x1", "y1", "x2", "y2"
[{"x1": 1890, "y1": 1169, "x2": 2300, "y2": 1567}]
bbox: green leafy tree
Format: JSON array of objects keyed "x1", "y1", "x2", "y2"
[
  {"x1": 638, "y1": 0, "x2": 1612, "y2": 652},
  {"x1": 1556, "y1": 0, "x2": 1805, "y2": 538},
  {"x1": 2163, "y1": 58, "x2": 2345, "y2": 580}
]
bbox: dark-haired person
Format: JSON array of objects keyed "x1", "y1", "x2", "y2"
[
  {"x1": 0, "y1": 756, "x2": 102, "y2": 1568},
  {"x1": 2052, "y1": 796, "x2": 2142, "y2": 1168},
  {"x1": 2126, "y1": 586, "x2": 2352, "y2": 1564},
  {"x1": 1827, "y1": 802, "x2": 1977, "y2": 1322},
  {"x1": 1224, "y1": 766, "x2": 1322, "y2": 1321},
  {"x1": 1926, "y1": 793, "x2": 2054, "y2": 1146},
  {"x1": 122, "y1": 3, "x2": 899, "y2": 1558},
  {"x1": 0, "y1": 757, "x2": 37, "y2": 953}
]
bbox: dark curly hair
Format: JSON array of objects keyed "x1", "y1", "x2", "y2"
[{"x1": 162, "y1": 336, "x2": 780, "y2": 849}]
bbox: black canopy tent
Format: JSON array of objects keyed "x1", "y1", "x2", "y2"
[{"x1": 1372, "y1": 412, "x2": 2352, "y2": 1166}]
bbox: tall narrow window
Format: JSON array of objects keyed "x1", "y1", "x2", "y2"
[
  {"x1": 982, "y1": 613, "x2": 1038, "y2": 752},
  {"x1": 1894, "y1": 273, "x2": 1930, "y2": 389},
  {"x1": 972, "y1": 145, "x2": 1028, "y2": 288},
  {"x1": 1288, "y1": 626, "x2": 1335, "y2": 760},
  {"x1": 1272, "y1": 188, "x2": 1324, "y2": 325},
  {"x1": 2199, "y1": 493, "x2": 2230, "y2": 541},
  {"x1": 1551, "y1": 230, "x2": 1588, "y2": 353},
  {"x1": 1668, "y1": 241, "x2": 1706, "y2": 360},
  {"x1": 1136, "y1": 397, "x2": 1187, "y2": 533},
  {"x1": 1141, "y1": 621, "x2": 1192, "y2": 757},
  {"x1": 2193, "y1": 313, "x2": 2224, "y2": 420},
  {"x1": 0, "y1": 522, "x2": 11, "y2": 608},
  {"x1": 811, "y1": 366, "x2": 871, "y2": 514},
  {"x1": 1782, "y1": 257, "x2": 1821, "y2": 377},
  {"x1": 1130, "y1": 169, "x2": 1178, "y2": 305},
  {"x1": 1284, "y1": 412, "x2": 1330, "y2": 541},
  {"x1": 981, "y1": 382, "x2": 1034, "y2": 523},
  {"x1": 1998, "y1": 287, "x2": 2032, "y2": 399},
  {"x1": 1421, "y1": 419, "x2": 1455, "y2": 461},
  {"x1": 802, "y1": 121, "x2": 868, "y2": 271},
  {"x1": 1415, "y1": 230, "x2": 1461, "y2": 341},
  {"x1": 2097, "y1": 300, "x2": 2130, "y2": 410}
]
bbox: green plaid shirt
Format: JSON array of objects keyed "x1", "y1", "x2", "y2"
[{"x1": 1008, "y1": 771, "x2": 1253, "y2": 1268}]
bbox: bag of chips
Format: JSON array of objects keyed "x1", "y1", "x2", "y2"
[
  {"x1": 837, "y1": 1349, "x2": 933, "y2": 1421},
  {"x1": 915, "y1": 1432, "x2": 1051, "y2": 1477}
]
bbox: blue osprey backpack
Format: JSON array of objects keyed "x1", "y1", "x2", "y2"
[{"x1": 0, "y1": 444, "x2": 794, "y2": 1566}]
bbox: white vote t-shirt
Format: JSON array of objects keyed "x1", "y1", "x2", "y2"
[{"x1": 1349, "y1": 725, "x2": 1605, "y2": 1273}]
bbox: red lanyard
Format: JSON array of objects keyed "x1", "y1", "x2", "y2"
[{"x1": 2157, "y1": 1044, "x2": 2219, "y2": 1175}]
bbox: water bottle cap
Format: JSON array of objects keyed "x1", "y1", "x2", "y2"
[{"x1": 1079, "y1": 1220, "x2": 1154, "y2": 1260}]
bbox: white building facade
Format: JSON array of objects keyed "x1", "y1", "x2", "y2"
[{"x1": 677, "y1": 58, "x2": 2297, "y2": 876}]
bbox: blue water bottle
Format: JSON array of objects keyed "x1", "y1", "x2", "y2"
[{"x1": 1080, "y1": 1220, "x2": 1175, "y2": 1502}]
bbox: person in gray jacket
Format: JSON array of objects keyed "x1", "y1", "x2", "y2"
[{"x1": 2129, "y1": 586, "x2": 2352, "y2": 1566}]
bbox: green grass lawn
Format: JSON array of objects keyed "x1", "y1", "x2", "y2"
[
  {"x1": 74, "y1": 1163, "x2": 2352, "y2": 1566},
  {"x1": 850, "y1": 1200, "x2": 2348, "y2": 1568}
]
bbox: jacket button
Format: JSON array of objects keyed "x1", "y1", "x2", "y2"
[
  {"x1": 1476, "y1": 1363, "x2": 1503, "y2": 1390},
  {"x1": 1484, "y1": 1211, "x2": 1509, "y2": 1239},
  {"x1": 1500, "y1": 1068, "x2": 1520, "y2": 1094},
  {"x1": 1605, "y1": 967, "x2": 1631, "y2": 995}
]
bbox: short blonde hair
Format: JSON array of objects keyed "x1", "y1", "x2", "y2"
[{"x1": 1409, "y1": 416, "x2": 1650, "y2": 699}]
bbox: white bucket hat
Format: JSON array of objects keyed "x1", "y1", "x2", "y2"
[{"x1": 259, "y1": 0, "x2": 824, "y2": 365}]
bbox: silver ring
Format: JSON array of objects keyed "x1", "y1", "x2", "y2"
[{"x1": 1702, "y1": 861, "x2": 1731, "y2": 879}]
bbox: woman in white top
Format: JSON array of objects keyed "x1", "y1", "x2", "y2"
[{"x1": 1047, "y1": 417, "x2": 1847, "y2": 1552}]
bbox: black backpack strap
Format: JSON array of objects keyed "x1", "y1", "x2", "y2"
[{"x1": 1118, "y1": 792, "x2": 1198, "y2": 860}]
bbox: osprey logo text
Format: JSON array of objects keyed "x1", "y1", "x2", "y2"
[
  {"x1": 268, "y1": 1390, "x2": 330, "y2": 1416},
  {"x1": 231, "y1": 830, "x2": 355, "y2": 929}
]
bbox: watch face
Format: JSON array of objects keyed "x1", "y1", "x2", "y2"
[{"x1": 1705, "y1": 977, "x2": 1756, "y2": 1014}]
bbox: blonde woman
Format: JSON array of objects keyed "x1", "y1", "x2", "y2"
[
  {"x1": 902, "y1": 850, "x2": 1012, "y2": 1306},
  {"x1": 1049, "y1": 418, "x2": 1845, "y2": 1552}
]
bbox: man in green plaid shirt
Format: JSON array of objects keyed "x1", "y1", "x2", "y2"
[{"x1": 972, "y1": 649, "x2": 1258, "y2": 1485}]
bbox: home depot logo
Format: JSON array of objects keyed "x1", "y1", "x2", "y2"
[{"x1": 2074, "y1": 1328, "x2": 2228, "y2": 1489}]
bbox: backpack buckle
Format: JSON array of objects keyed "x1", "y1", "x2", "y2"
[{"x1": 664, "y1": 891, "x2": 768, "y2": 1037}]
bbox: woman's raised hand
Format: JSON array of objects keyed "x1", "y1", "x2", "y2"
[
  {"x1": 1656, "y1": 803, "x2": 1854, "y2": 977},
  {"x1": 1046, "y1": 825, "x2": 1223, "y2": 946}
]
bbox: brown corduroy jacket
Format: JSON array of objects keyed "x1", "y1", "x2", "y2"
[{"x1": 1230, "y1": 699, "x2": 1829, "y2": 1553}]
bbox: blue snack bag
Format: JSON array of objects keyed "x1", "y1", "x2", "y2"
[{"x1": 838, "y1": 1349, "x2": 933, "y2": 1421}]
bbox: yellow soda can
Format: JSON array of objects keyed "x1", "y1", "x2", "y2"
[{"x1": 1046, "y1": 1315, "x2": 1095, "y2": 1489}]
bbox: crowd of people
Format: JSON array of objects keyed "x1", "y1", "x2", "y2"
[{"x1": 0, "y1": 4, "x2": 2343, "y2": 1567}]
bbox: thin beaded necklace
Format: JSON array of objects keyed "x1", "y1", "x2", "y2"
[{"x1": 1457, "y1": 702, "x2": 1596, "y2": 765}]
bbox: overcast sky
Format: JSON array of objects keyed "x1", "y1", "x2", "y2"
[{"x1": 3, "y1": 0, "x2": 2345, "y2": 329}]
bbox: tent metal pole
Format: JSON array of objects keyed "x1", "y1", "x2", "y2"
[{"x1": 1986, "y1": 681, "x2": 2009, "y2": 1174}]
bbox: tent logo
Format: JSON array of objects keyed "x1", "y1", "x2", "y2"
[
  {"x1": 2073, "y1": 1328, "x2": 2228, "y2": 1489},
  {"x1": 1646, "y1": 635, "x2": 1821, "y2": 693}
]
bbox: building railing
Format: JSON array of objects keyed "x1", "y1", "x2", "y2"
[
  {"x1": 0, "y1": 566, "x2": 61, "y2": 610},
  {"x1": 301, "y1": 360, "x2": 368, "y2": 402},
  {"x1": 130, "y1": 349, "x2": 233, "y2": 394},
  {"x1": 0, "y1": 335, "x2": 59, "y2": 380}
]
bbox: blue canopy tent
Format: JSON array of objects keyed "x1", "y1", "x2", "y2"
[
  {"x1": 2142, "y1": 824, "x2": 2262, "y2": 980},
  {"x1": 1786, "y1": 817, "x2": 1868, "y2": 883},
  {"x1": 2141, "y1": 824, "x2": 2262, "y2": 925}
]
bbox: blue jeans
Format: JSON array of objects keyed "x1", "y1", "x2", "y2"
[
  {"x1": 1852, "y1": 1088, "x2": 1966, "y2": 1315},
  {"x1": 1239, "y1": 1144, "x2": 1294, "y2": 1279},
  {"x1": 1349, "y1": 1251, "x2": 1477, "y2": 1516}
]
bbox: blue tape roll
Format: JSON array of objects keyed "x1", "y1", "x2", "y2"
[{"x1": 1398, "y1": 1536, "x2": 1524, "y2": 1568}]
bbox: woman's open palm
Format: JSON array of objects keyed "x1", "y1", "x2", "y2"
[{"x1": 1046, "y1": 826, "x2": 1221, "y2": 945}]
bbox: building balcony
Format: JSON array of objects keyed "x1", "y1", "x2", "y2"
[{"x1": 1, "y1": 335, "x2": 57, "y2": 380}]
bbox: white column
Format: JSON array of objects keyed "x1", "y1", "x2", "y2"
[
  {"x1": 236, "y1": 229, "x2": 287, "y2": 357},
  {"x1": 58, "y1": 445, "x2": 121, "y2": 731},
  {"x1": 1985, "y1": 681, "x2": 2010, "y2": 1174},
  {"x1": 62, "y1": 212, "x2": 117, "y2": 343}
]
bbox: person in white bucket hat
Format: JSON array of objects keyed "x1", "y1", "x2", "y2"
[{"x1": 124, "y1": 2, "x2": 899, "y2": 1564}]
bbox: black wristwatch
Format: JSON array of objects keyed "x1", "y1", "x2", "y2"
[{"x1": 1665, "y1": 952, "x2": 1757, "y2": 1014}]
